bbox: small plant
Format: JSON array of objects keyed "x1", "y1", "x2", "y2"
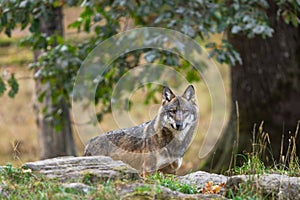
[
  {"x1": 286, "y1": 157, "x2": 300, "y2": 176},
  {"x1": 82, "y1": 172, "x2": 94, "y2": 185},
  {"x1": 133, "y1": 184, "x2": 161, "y2": 195},
  {"x1": 134, "y1": 185, "x2": 152, "y2": 193},
  {"x1": 1, "y1": 163, "x2": 34, "y2": 184},
  {"x1": 234, "y1": 154, "x2": 266, "y2": 175},
  {"x1": 226, "y1": 120, "x2": 300, "y2": 199},
  {"x1": 147, "y1": 172, "x2": 198, "y2": 194},
  {"x1": 0, "y1": 163, "x2": 68, "y2": 199},
  {"x1": 227, "y1": 182, "x2": 262, "y2": 200},
  {"x1": 233, "y1": 121, "x2": 300, "y2": 177},
  {"x1": 0, "y1": 164, "x2": 122, "y2": 199},
  {"x1": 90, "y1": 181, "x2": 120, "y2": 200}
]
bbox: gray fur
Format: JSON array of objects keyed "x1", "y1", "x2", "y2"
[{"x1": 84, "y1": 85, "x2": 198, "y2": 174}]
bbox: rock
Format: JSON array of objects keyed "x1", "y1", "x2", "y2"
[
  {"x1": 178, "y1": 171, "x2": 228, "y2": 189},
  {"x1": 62, "y1": 182, "x2": 93, "y2": 194},
  {"x1": 117, "y1": 183, "x2": 227, "y2": 200},
  {"x1": 20, "y1": 157, "x2": 300, "y2": 199},
  {"x1": 22, "y1": 156, "x2": 140, "y2": 182},
  {"x1": 226, "y1": 174, "x2": 300, "y2": 199}
]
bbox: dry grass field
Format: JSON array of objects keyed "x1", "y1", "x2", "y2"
[{"x1": 0, "y1": 7, "x2": 230, "y2": 174}]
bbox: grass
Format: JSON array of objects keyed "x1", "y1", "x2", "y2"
[
  {"x1": 146, "y1": 172, "x2": 198, "y2": 194},
  {"x1": 230, "y1": 121, "x2": 300, "y2": 176},
  {"x1": 232, "y1": 154, "x2": 300, "y2": 198},
  {"x1": 0, "y1": 163, "x2": 74, "y2": 199},
  {"x1": 0, "y1": 165, "x2": 198, "y2": 199},
  {"x1": 226, "y1": 156, "x2": 299, "y2": 199},
  {"x1": 0, "y1": 164, "x2": 197, "y2": 199},
  {"x1": 224, "y1": 120, "x2": 300, "y2": 199},
  {"x1": 227, "y1": 183, "x2": 263, "y2": 200},
  {"x1": 0, "y1": 163, "x2": 122, "y2": 199}
]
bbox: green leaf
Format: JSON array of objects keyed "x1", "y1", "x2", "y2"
[
  {"x1": 0, "y1": 77, "x2": 6, "y2": 96},
  {"x1": 5, "y1": 27, "x2": 12, "y2": 37},
  {"x1": 83, "y1": 17, "x2": 91, "y2": 32},
  {"x1": 29, "y1": 19, "x2": 40, "y2": 33},
  {"x1": 186, "y1": 70, "x2": 200, "y2": 82},
  {"x1": 38, "y1": 91, "x2": 47, "y2": 103},
  {"x1": 68, "y1": 20, "x2": 82, "y2": 29},
  {"x1": 7, "y1": 74, "x2": 19, "y2": 98}
]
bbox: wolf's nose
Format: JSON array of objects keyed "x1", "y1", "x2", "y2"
[{"x1": 176, "y1": 122, "x2": 183, "y2": 130}]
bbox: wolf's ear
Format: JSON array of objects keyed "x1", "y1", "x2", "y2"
[
  {"x1": 162, "y1": 86, "x2": 175, "y2": 103},
  {"x1": 182, "y1": 85, "x2": 195, "y2": 101}
]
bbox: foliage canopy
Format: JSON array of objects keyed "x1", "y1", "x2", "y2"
[{"x1": 0, "y1": 0, "x2": 299, "y2": 129}]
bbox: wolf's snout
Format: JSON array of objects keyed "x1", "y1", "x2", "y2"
[{"x1": 176, "y1": 122, "x2": 183, "y2": 130}]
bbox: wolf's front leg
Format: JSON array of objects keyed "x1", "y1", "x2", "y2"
[{"x1": 158, "y1": 157, "x2": 182, "y2": 174}]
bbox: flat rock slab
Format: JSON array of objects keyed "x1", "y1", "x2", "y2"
[
  {"x1": 178, "y1": 171, "x2": 300, "y2": 199},
  {"x1": 178, "y1": 171, "x2": 228, "y2": 188},
  {"x1": 22, "y1": 156, "x2": 140, "y2": 182},
  {"x1": 21, "y1": 158, "x2": 300, "y2": 199},
  {"x1": 226, "y1": 174, "x2": 300, "y2": 200}
]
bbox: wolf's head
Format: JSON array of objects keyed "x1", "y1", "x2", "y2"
[{"x1": 158, "y1": 85, "x2": 198, "y2": 131}]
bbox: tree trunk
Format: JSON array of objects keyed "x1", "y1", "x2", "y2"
[
  {"x1": 33, "y1": 6, "x2": 77, "y2": 159},
  {"x1": 205, "y1": 1, "x2": 300, "y2": 172}
]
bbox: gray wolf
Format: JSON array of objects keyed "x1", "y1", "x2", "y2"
[{"x1": 84, "y1": 85, "x2": 198, "y2": 174}]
